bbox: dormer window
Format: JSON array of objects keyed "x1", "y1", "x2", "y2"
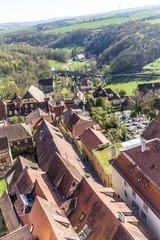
[
  {"x1": 128, "y1": 164, "x2": 134, "y2": 174},
  {"x1": 142, "y1": 178, "x2": 149, "y2": 188},
  {"x1": 136, "y1": 172, "x2": 143, "y2": 183}
]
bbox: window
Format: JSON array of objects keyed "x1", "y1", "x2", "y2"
[
  {"x1": 24, "y1": 139, "x2": 28, "y2": 144},
  {"x1": 30, "y1": 224, "x2": 34, "y2": 233},
  {"x1": 79, "y1": 213, "x2": 85, "y2": 222},
  {"x1": 132, "y1": 201, "x2": 139, "y2": 214},
  {"x1": 143, "y1": 202, "x2": 148, "y2": 212},
  {"x1": 124, "y1": 190, "x2": 128, "y2": 198},
  {"x1": 141, "y1": 210, "x2": 147, "y2": 223},
  {"x1": 78, "y1": 221, "x2": 94, "y2": 240},
  {"x1": 17, "y1": 141, "x2": 20, "y2": 145},
  {"x1": 132, "y1": 190, "x2": 136, "y2": 198}
]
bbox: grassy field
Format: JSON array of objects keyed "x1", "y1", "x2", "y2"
[
  {"x1": 44, "y1": 17, "x2": 130, "y2": 33},
  {"x1": 93, "y1": 143, "x2": 121, "y2": 174},
  {"x1": 69, "y1": 61, "x2": 90, "y2": 71},
  {"x1": 0, "y1": 179, "x2": 7, "y2": 197},
  {"x1": 62, "y1": 44, "x2": 84, "y2": 53},
  {"x1": 131, "y1": 11, "x2": 158, "y2": 20},
  {"x1": 0, "y1": 26, "x2": 34, "y2": 34},
  {"x1": 148, "y1": 18, "x2": 160, "y2": 24},
  {"x1": 48, "y1": 60, "x2": 66, "y2": 68},
  {"x1": 105, "y1": 76, "x2": 160, "y2": 95},
  {"x1": 143, "y1": 58, "x2": 160, "y2": 70}
]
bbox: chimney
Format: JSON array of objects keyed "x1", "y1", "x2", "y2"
[
  {"x1": 141, "y1": 141, "x2": 146, "y2": 153},
  {"x1": 110, "y1": 146, "x2": 116, "y2": 159}
]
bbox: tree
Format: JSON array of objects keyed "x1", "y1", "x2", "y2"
[
  {"x1": 96, "y1": 96, "x2": 107, "y2": 111},
  {"x1": 119, "y1": 89, "x2": 127, "y2": 98}
]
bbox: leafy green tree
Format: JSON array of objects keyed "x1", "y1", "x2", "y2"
[
  {"x1": 96, "y1": 96, "x2": 107, "y2": 111},
  {"x1": 119, "y1": 89, "x2": 127, "y2": 98}
]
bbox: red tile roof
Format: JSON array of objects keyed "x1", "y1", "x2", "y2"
[
  {"x1": 141, "y1": 120, "x2": 160, "y2": 140},
  {"x1": 34, "y1": 120, "x2": 85, "y2": 175},
  {"x1": 23, "y1": 85, "x2": 45, "y2": 102},
  {"x1": 111, "y1": 139, "x2": 160, "y2": 218},
  {"x1": 0, "y1": 225, "x2": 32, "y2": 240},
  {"x1": 26, "y1": 108, "x2": 47, "y2": 124},
  {"x1": 72, "y1": 120, "x2": 103, "y2": 139},
  {"x1": 80, "y1": 128, "x2": 110, "y2": 153},
  {"x1": 0, "y1": 124, "x2": 32, "y2": 142},
  {"x1": 68, "y1": 177, "x2": 151, "y2": 240}
]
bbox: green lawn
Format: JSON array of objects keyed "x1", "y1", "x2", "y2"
[
  {"x1": 69, "y1": 61, "x2": 89, "y2": 71},
  {"x1": 131, "y1": 11, "x2": 158, "y2": 21},
  {"x1": 62, "y1": 44, "x2": 84, "y2": 53},
  {"x1": 0, "y1": 179, "x2": 7, "y2": 197},
  {"x1": 143, "y1": 58, "x2": 160, "y2": 70},
  {"x1": 105, "y1": 76, "x2": 160, "y2": 95},
  {"x1": 44, "y1": 17, "x2": 130, "y2": 33},
  {"x1": 148, "y1": 18, "x2": 160, "y2": 24},
  {"x1": 93, "y1": 143, "x2": 121, "y2": 175},
  {"x1": 48, "y1": 60, "x2": 66, "y2": 68}
]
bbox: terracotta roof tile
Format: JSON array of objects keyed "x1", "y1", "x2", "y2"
[
  {"x1": 72, "y1": 120, "x2": 103, "y2": 139},
  {"x1": 5, "y1": 156, "x2": 39, "y2": 193},
  {"x1": 26, "y1": 108, "x2": 47, "y2": 124},
  {"x1": 0, "y1": 124, "x2": 32, "y2": 142},
  {"x1": 0, "y1": 190, "x2": 19, "y2": 233},
  {"x1": 0, "y1": 225, "x2": 32, "y2": 240},
  {"x1": 141, "y1": 120, "x2": 160, "y2": 140},
  {"x1": 80, "y1": 128, "x2": 110, "y2": 153},
  {"x1": 23, "y1": 85, "x2": 45, "y2": 102}
]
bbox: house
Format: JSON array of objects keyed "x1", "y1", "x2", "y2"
[
  {"x1": 79, "y1": 128, "x2": 111, "y2": 165},
  {"x1": 93, "y1": 86, "x2": 121, "y2": 104},
  {"x1": 0, "y1": 190, "x2": 32, "y2": 239},
  {"x1": 73, "y1": 90, "x2": 85, "y2": 104},
  {"x1": 20, "y1": 196, "x2": 79, "y2": 240},
  {"x1": 11, "y1": 92, "x2": 21, "y2": 103},
  {"x1": 0, "y1": 190, "x2": 20, "y2": 238},
  {"x1": 64, "y1": 177, "x2": 153, "y2": 240},
  {"x1": 7, "y1": 101, "x2": 49, "y2": 118},
  {"x1": 0, "y1": 225, "x2": 32, "y2": 240},
  {"x1": 61, "y1": 109, "x2": 88, "y2": 132},
  {"x1": 75, "y1": 54, "x2": 86, "y2": 62},
  {"x1": 0, "y1": 124, "x2": 33, "y2": 152},
  {"x1": 39, "y1": 77, "x2": 54, "y2": 93},
  {"x1": 80, "y1": 79, "x2": 94, "y2": 91},
  {"x1": 141, "y1": 120, "x2": 160, "y2": 140},
  {"x1": 31, "y1": 115, "x2": 55, "y2": 130},
  {"x1": 105, "y1": 88, "x2": 121, "y2": 101},
  {"x1": 137, "y1": 82, "x2": 160, "y2": 95},
  {"x1": 34, "y1": 120, "x2": 85, "y2": 176},
  {"x1": 22, "y1": 85, "x2": 45, "y2": 104},
  {"x1": 0, "y1": 137, "x2": 12, "y2": 170},
  {"x1": 25, "y1": 108, "x2": 47, "y2": 124},
  {"x1": 110, "y1": 139, "x2": 160, "y2": 239},
  {"x1": 47, "y1": 152, "x2": 82, "y2": 200},
  {"x1": 87, "y1": 53, "x2": 97, "y2": 60},
  {"x1": 5, "y1": 155, "x2": 39, "y2": 193},
  {"x1": 121, "y1": 96, "x2": 135, "y2": 111},
  {"x1": 72, "y1": 120, "x2": 103, "y2": 145},
  {"x1": 93, "y1": 86, "x2": 108, "y2": 99},
  {"x1": 26, "y1": 108, "x2": 55, "y2": 130},
  {"x1": 54, "y1": 101, "x2": 79, "y2": 118}
]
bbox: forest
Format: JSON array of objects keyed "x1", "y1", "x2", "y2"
[{"x1": 1, "y1": 19, "x2": 160, "y2": 99}]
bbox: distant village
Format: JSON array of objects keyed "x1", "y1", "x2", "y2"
[{"x1": 0, "y1": 74, "x2": 160, "y2": 240}]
